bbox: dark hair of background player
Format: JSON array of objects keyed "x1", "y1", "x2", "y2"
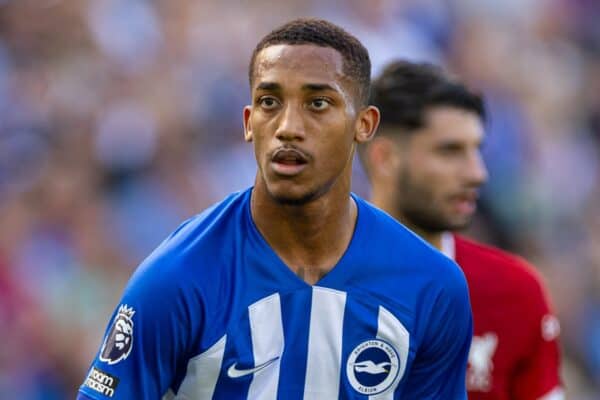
[{"x1": 371, "y1": 60, "x2": 486, "y2": 133}]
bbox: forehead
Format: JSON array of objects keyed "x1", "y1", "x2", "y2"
[
  {"x1": 420, "y1": 106, "x2": 484, "y2": 141},
  {"x1": 252, "y1": 44, "x2": 348, "y2": 90}
]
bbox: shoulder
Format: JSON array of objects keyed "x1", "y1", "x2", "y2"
[
  {"x1": 355, "y1": 196, "x2": 468, "y2": 293},
  {"x1": 454, "y1": 234, "x2": 548, "y2": 294},
  {"x1": 152, "y1": 189, "x2": 249, "y2": 261},
  {"x1": 354, "y1": 196, "x2": 438, "y2": 257},
  {"x1": 160, "y1": 189, "x2": 250, "y2": 253},
  {"x1": 125, "y1": 189, "x2": 251, "y2": 301},
  {"x1": 454, "y1": 235, "x2": 556, "y2": 324}
]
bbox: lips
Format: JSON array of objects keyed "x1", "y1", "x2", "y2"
[
  {"x1": 270, "y1": 147, "x2": 309, "y2": 176},
  {"x1": 453, "y1": 191, "x2": 479, "y2": 203},
  {"x1": 450, "y1": 191, "x2": 479, "y2": 215},
  {"x1": 272, "y1": 148, "x2": 308, "y2": 164}
]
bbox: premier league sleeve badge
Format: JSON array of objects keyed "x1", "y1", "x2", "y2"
[{"x1": 99, "y1": 304, "x2": 136, "y2": 365}]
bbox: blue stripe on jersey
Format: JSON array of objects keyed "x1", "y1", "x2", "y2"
[
  {"x1": 213, "y1": 306, "x2": 253, "y2": 399},
  {"x1": 339, "y1": 290, "x2": 380, "y2": 400},
  {"x1": 278, "y1": 288, "x2": 312, "y2": 400}
]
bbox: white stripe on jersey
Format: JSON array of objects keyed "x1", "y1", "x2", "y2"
[
  {"x1": 303, "y1": 287, "x2": 347, "y2": 399},
  {"x1": 173, "y1": 334, "x2": 227, "y2": 399},
  {"x1": 248, "y1": 293, "x2": 284, "y2": 399},
  {"x1": 371, "y1": 305, "x2": 410, "y2": 400}
]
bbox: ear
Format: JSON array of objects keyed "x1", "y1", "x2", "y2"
[
  {"x1": 243, "y1": 106, "x2": 253, "y2": 142},
  {"x1": 354, "y1": 105, "x2": 380, "y2": 143},
  {"x1": 366, "y1": 136, "x2": 401, "y2": 179}
]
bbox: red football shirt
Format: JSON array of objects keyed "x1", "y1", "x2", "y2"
[{"x1": 442, "y1": 234, "x2": 563, "y2": 400}]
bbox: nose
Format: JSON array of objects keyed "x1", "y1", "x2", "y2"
[
  {"x1": 466, "y1": 150, "x2": 488, "y2": 186},
  {"x1": 275, "y1": 103, "x2": 305, "y2": 142}
]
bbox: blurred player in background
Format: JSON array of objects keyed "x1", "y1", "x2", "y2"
[
  {"x1": 78, "y1": 19, "x2": 473, "y2": 399},
  {"x1": 361, "y1": 60, "x2": 564, "y2": 400}
]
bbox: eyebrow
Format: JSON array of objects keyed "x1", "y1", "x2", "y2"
[
  {"x1": 256, "y1": 82, "x2": 281, "y2": 91},
  {"x1": 302, "y1": 83, "x2": 338, "y2": 93},
  {"x1": 255, "y1": 82, "x2": 339, "y2": 93}
]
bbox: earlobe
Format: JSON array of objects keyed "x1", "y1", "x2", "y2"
[
  {"x1": 243, "y1": 106, "x2": 253, "y2": 142},
  {"x1": 355, "y1": 105, "x2": 381, "y2": 143}
]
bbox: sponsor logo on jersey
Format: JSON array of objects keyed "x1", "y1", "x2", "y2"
[
  {"x1": 467, "y1": 332, "x2": 497, "y2": 392},
  {"x1": 100, "y1": 304, "x2": 135, "y2": 365},
  {"x1": 84, "y1": 367, "x2": 119, "y2": 398},
  {"x1": 346, "y1": 339, "x2": 400, "y2": 395}
]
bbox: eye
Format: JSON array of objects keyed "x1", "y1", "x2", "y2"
[
  {"x1": 258, "y1": 96, "x2": 280, "y2": 110},
  {"x1": 437, "y1": 143, "x2": 464, "y2": 155},
  {"x1": 309, "y1": 97, "x2": 331, "y2": 111}
]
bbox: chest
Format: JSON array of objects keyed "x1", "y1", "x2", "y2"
[
  {"x1": 178, "y1": 286, "x2": 418, "y2": 399},
  {"x1": 465, "y1": 280, "x2": 535, "y2": 398}
]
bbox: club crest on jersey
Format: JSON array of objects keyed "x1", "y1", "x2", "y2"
[
  {"x1": 99, "y1": 304, "x2": 135, "y2": 365},
  {"x1": 346, "y1": 339, "x2": 400, "y2": 395},
  {"x1": 467, "y1": 332, "x2": 497, "y2": 392}
]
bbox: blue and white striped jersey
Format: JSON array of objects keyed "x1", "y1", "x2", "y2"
[{"x1": 78, "y1": 188, "x2": 472, "y2": 399}]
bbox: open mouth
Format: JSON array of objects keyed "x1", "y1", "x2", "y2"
[{"x1": 271, "y1": 148, "x2": 309, "y2": 176}]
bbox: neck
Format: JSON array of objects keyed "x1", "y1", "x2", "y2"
[
  {"x1": 401, "y1": 221, "x2": 443, "y2": 251},
  {"x1": 371, "y1": 188, "x2": 442, "y2": 251},
  {"x1": 251, "y1": 179, "x2": 357, "y2": 285}
]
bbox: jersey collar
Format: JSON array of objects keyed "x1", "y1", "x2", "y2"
[{"x1": 440, "y1": 232, "x2": 455, "y2": 260}]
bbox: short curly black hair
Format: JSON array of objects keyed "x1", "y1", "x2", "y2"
[
  {"x1": 249, "y1": 18, "x2": 371, "y2": 106},
  {"x1": 371, "y1": 60, "x2": 485, "y2": 133}
]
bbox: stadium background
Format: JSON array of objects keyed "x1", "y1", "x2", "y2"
[{"x1": 0, "y1": 0, "x2": 598, "y2": 398}]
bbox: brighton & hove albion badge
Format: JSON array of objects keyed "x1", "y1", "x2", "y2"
[{"x1": 346, "y1": 339, "x2": 400, "y2": 395}]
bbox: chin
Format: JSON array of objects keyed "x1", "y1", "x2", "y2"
[
  {"x1": 266, "y1": 184, "x2": 321, "y2": 206},
  {"x1": 447, "y1": 216, "x2": 474, "y2": 231}
]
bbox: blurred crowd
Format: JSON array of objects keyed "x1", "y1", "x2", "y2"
[{"x1": 0, "y1": 0, "x2": 598, "y2": 398}]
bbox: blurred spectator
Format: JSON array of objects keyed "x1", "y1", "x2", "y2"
[{"x1": 0, "y1": 0, "x2": 598, "y2": 397}]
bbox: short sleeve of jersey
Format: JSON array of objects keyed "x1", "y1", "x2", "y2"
[
  {"x1": 78, "y1": 225, "x2": 203, "y2": 399},
  {"x1": 403, "y1": 258, "x2": 473, "y2": 399},
  {"x1": 510, "y1": 262, "x2": 562, "y2": 399}
]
